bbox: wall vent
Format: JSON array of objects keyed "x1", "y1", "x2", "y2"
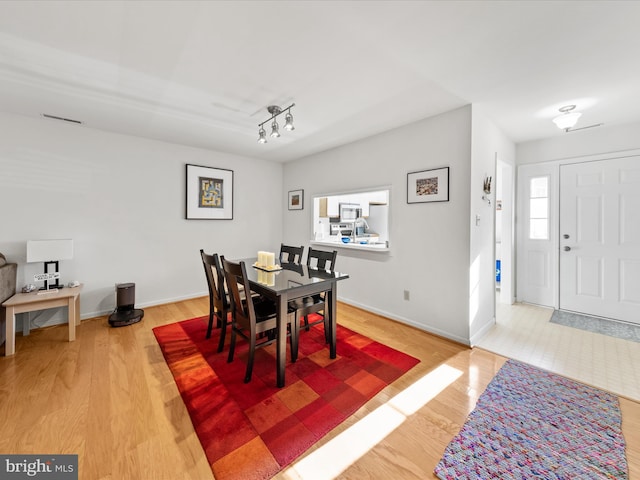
[{"x1": 41, "y1": 113, "x2": 83, "y2": 124}]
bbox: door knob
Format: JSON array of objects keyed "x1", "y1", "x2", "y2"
[
  {"x1": 563, "y1": 246, "x2": 571, "y2": 252},
  {"x1": 563, "y1": 234, "x2": 570, "y2": 239}
]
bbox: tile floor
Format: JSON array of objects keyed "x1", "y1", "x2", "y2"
[{"x1": 477, "y1": 301, "x2": 640, "y2": 402}]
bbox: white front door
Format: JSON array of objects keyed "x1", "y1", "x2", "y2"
[{"x1": 559, "y1": 157, "x2": 640, "y2": 324}]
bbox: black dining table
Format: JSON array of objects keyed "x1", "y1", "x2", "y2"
[{"x1": 236, "y1": 258, "x2": 349, "y2": 387}]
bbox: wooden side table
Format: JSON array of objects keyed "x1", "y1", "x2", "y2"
[{"x1": 2, "y1": 285, "x2": 82, "y2": 356}]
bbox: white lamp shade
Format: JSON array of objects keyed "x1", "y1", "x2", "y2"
[
  {"x1": 553, "y1": 112, "x2": 582, "y2": 130},
  {"x1": 27, "y1": 239, "x2": 74, "y2": 262}
]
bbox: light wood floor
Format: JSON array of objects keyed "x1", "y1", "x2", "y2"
[{"x1": 1, "y1": 298, "x2": 638, "y2": 480}]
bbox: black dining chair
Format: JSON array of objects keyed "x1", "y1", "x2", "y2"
[
  {"x1": 200, "y1": 250, "x2": 229, "y2": 353},
  {"x1": 293, "y1": 248, "x2": 338, "y2": 343},
  {"x1": 279, "y1": 243, "x2": 304, "y2": 264},
  {"x1": 222, "y1": 258, "x2": 298, "y2": 383}
]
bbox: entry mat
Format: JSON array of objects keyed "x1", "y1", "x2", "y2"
[{"x1": 550, "y1": 309, "x2": 640, "y2": 343}]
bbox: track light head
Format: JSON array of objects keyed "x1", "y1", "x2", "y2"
[
  {"x1": 270, "y1": 119, "x2": 280, "y2": 138},
  {"x1": 284, "y1": 111, "x2": 295, "y2": 131},
  {"x1": 257, "y1": 126, "x2": 267, "y2": 144}
]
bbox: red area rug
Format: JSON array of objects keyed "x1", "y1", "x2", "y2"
[{"x1": 152, "y1": 314, "x2": 419, "y2": 480}]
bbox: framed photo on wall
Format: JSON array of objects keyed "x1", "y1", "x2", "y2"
[
  {"x1": 288, "y1": 189, "x2": 304, "y2": 210},
  {"x1": 185, "y1": 164, "x2": 233, "y2": 219},
  {"x1": 407, "y1": 167, "x2": 449, "y2": 203}
]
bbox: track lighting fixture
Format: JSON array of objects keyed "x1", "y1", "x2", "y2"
[{"x1": 257, "y1": 103, "x2": 295, "y2": 143}]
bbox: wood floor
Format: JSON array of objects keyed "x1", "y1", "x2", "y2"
[{"x1": 1, "y1": 298, "x2": 638, "y2": 480}]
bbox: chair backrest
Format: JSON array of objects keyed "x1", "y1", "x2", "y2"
[
  {"x1": 306, "y1": 248, "x2": 337, "y2": 272},
  {"x1": 279, "y1": 243, "x2": 304, "y2": 264},
  {"x1": 221, "y1": 258, "x2": 255, "y2": 332},
  {"x1": 200, "y1": 250, "x2": 227, "y2": 310},
  {"x1": 0, "y1": 252, "x2": 17, "y2": 303}
]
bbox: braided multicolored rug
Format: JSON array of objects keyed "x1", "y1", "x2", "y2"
[{"x1": 435, "y1": 359, "x2": 628, "y2": 479}]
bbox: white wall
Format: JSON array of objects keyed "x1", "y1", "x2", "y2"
[
  {"x1": 283, "y1": 106, "x2": 473, "y2": 344},
  {"x1": 0, "y1": 112, "x2": 283, "y2": 327},
  {"x1": 517, "y1": 121, "x2": 640, "y2": 165},
  {"x1": 469, "y1": 105, "x2": 516, "y2": 344}
]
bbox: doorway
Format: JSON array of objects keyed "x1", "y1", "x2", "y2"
[{"x1": 495, "y1": 158, "x2": 514, "y2": 305}]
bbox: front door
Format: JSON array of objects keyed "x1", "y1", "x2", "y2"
[{"x1": 559, "y1": 157, "x2": 640, "y2": 324}]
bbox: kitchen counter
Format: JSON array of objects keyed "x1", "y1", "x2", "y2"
[{"x1": 311, "y1": 237, "x2": 389, "y2": 252}]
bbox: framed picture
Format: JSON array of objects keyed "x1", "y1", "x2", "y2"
[
  {"x1": 407, "y1": 167, "x2": 449, "y2": 203},
  {"x1": 288, "y1": 189, "x2": 304, "y2": 210},
  {"x1": 185, "y1": 164, "x2": 233, "y2": 219}
]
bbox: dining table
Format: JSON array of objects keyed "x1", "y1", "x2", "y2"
[{"x1": 236, "y1": 258, "x2": 349, "y2": 387}]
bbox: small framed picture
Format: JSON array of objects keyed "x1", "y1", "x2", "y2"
[
  {"x1": 288, "y1": 189, "x2": 304, "y2": 210},
  {"x1": 407, "y1": 167, "x2": 449, "y2": 203},
  {"x1": 185, "y1": 164, "x2": 233, "y2": 219}
]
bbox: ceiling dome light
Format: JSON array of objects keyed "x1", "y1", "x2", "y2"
[
  {"x1": 553, "y1": 105, "x2": 582, "y2": 130},
  {"x1": 284, "y1": 111, "x2": 295, "y2": 131},
  {"x1": 257, "y1": 126, "x2": 267, "y2": 144}
]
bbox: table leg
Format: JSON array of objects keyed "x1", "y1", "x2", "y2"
[
  {"x1": 67, "y1": 296, "x2": 76, "y2": 342},
  {"x1": 276, "y1": 294, "x2": 287, "y2": 388},
  {"x1": 329, "y1": 283, "x2": 337, "y2": 359},
  {"x1": 75, "y1": 294, "x2": 81, "y2": 326},
  {"x1": 5, "y1": 306, "x2": 16, "y2": 356}
]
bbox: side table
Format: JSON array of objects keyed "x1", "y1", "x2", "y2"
[{"x1": 2, "y1": 285, "x2": 82, "y2": 356}]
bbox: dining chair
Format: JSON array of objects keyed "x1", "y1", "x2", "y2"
[
  {"x1": 222, "y1": 258, "x2": 298, "y2": 383},
  {"x1": 200, "y1": 250, "x2": 230, "y2": 353},
  {"x1": 279, "y1": 243, "x2": 305, "y2": 264},
  {"x1": 294, "y1": 248, "x2": 338, "y2": 342}
]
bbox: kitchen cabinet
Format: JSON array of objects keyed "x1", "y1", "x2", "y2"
[
  {"x1": 361, "y1": 191, "x2": 388, "y2": 216},
  {"x1": 319, "y1": 197, "x2": 328, "y2": 217},
  {"x1": 327, "y1": 196, "x2": 340, "y2": 217}
]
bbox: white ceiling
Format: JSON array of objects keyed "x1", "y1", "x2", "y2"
[{"x1": 1, "y1": 1, "x2": 640, "y2": 162}]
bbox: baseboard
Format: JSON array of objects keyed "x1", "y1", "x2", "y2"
[
  {"x1": 16, "y1": 291, "x2": 210, "y2": 330},
  {"x1": 338, "y1": 297, "x2": 470, "y2": 346},
  {"x1": 81, "y1": 291, "x2": 208, "y2": 320},
  {"x1": 469, "y1": 317, "x2": 496, "y2": 346}
]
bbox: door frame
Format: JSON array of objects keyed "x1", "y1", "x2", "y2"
[
  {"x1": 516, "y1": 148, "x2": 640, "y2": 308},
  {"x1": 495, "y1": 157, "x2": 515, "y2": 305}
]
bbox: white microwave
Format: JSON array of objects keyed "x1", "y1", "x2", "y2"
[{"x1": 339, "y1": 203, "x2": 361, "y2": 222}]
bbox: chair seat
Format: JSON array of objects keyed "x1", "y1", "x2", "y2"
[{"x1": 252, "y1": 299, "x2": 277, "y2": 321}]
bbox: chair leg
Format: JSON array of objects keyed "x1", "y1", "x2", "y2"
[
  {"x1": 304, "y1": 315, "x2": 310, "y2": 331},
  {"x1": 244, "y1": 334, "x2": 256, "y2": 383},
  {"x1": 206, "y1": 310, "x2": 214, "y2": 339},
  {"x1": 227, "y1": 325, "x2": 237, "y2": 363},
  {"x1": 216, "y1": 309, "x2": 227, "y2": 353}
]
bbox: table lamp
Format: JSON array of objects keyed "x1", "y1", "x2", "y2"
[{"x1": 27, "y1": 239, "x2": 74, "y2": 290}]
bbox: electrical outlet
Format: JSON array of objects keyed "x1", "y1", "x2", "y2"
[{"x1": 404, "y1": 290, "x2": 410, "y2": 301}]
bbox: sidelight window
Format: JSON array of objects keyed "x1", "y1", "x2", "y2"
[{"x1": 529, "y1": 176, "x2": 549, "y2": 240}]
